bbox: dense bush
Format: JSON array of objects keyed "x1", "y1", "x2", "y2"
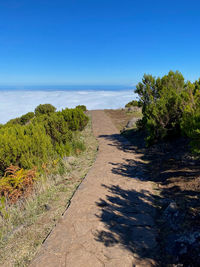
[
  {"x1": 0, "y1": 105, "x2": 89, "y2": 176},
  {"x1": 0, "y1": 123, "x2": 54, "y2": 175},
  {"x1": 6, "y1": 112, "x2": 35, "y2": 126},
  {"x1": 6, "y1": 117, "x2": 21, "y2": 126},
  {"x1": 20, "y1": 112, "x2": 35, "y2": 125},
  {"x1": 76, "y1": 105, "x2": 87, "y2": 112},
  {"x1": 59, "y1": 108, "x2": 89, "y2": 131},
  {"x1": 35, "y1": 104, "x2": 56, "y2": 116},
  {"x1": 181, "y1": 81, "x2": 200, "y2": 154},
  {"x1": 125, "y1": 100, "x2": 139, "y2": 108},
  {"x1": 135, "y1": 71, "x2": 200, "y2": 153},
  {"x1": 135, "y1": 71, "x2": 185, "y2": 144},
  {"x1": 35, "y1": 113, "x2": 73, "y2": 157}
]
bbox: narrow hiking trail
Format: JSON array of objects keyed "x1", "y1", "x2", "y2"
[{"x1": 30, "y1": 110, "x2": 159, "y2": 267}]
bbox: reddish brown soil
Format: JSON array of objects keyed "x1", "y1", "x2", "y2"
[{"x1": 30, "y1": 110, "x2": 159, "y2": 267}]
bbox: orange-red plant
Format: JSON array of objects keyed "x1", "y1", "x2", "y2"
[{"x1": 0, "y1": 165, "x2": 37, "y2": 204}]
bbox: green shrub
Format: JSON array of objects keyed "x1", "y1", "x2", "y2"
[
  {"x1": 0, "y1": 104, "x2": 89, "y2": 176},
  {"x1": 135, "y1": 71, "x2": 200, "y2": 154},
  {"x1": 6, "y1": 112, "x2": 34, "y2": 126},
  {"x1": 181, "y1": 110, "x2": 200, "y2": 154},
  {"x1": 181, "y1": 81, "x2": 200, "y2": 154},
  {"x1": 76, "y1": 105, "x2": 87, "y2": 112},
  {"x1": 35, "y1": 104, "x2": 56, "y2": 116},
  {"x1": 36, "y1": 113, "x2": 73, "y2": 157},
  {"x1": 0, "y1": 123, "x2": 54, "y2": 175},
  {"x1": 20, "y1": 112, "x2": 34, "y2": 125},
  {"x1": 6, "y1": 117, "x2": 21, "y2": 126},
  {"x1": 135, "y1": 71, "x2": 185, "y2": 144},
  {"x1": 125, "y1": 100, "x2": 139, "y2": 108},
  {"x1": 60, "y1": 108, "x2": 89, "y2": 131}
]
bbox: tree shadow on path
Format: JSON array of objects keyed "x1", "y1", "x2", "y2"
[
  {"x1": 97, "y1": 131, "x2": 200, "y2": 266},
  {"x1": 94, "y1": 184, "x2": 160, "y2": 264}
]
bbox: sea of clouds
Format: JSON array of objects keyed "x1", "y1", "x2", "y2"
[{"x1": 0, "y1": 89, "x2": 137, "y2": 124}]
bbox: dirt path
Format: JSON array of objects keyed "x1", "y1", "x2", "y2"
[{"x1": 30, "y1": 110, "x2": 159, "y2": 267}]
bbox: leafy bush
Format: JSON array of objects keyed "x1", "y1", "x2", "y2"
[
  {"x1": 60, "y1": 108, "x2": 89, "y2": 131},
  {"x1": 0, "y1": 105, "x2": 89, "y2": 177},
  {"x1": 36, "y1": 113, "x2": 73, "y2": 157},
  {"x1": 135, "y1": 71, "x2": 186, "y2": 144},
  {"x1": 6, "y1": 112, "x2": 35, "y2": 126},
  {"x1": 125, "y1": 100, "x2": 139, "y2": 108},
  {"x1": 135, "y1": 71, "x2": 200, "y2": 154},
  {"x1": 35, "y1": 104, "x2": 56, "y2": 116},
  {"x1": 0, "y1": 123, "x2": 54, "y2": 174},
  {"x1": 20, "y1": 112, "x2": 35, "y2": 125},
  {"x1": 0, "y1": 104, "x2": 89, "y2": 207},
  {"x1": 6, "y1": 117, "x2": 21, "y2": 126},
  {"x1": 181, "y1": 81, "x2": 200, "y2": 154},
  {"x1": 76, "y1": 105, "x2": 87, "y2": 112}
]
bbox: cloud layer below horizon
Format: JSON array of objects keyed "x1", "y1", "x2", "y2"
[{"x1": 0, "y1": 90, "x2": 137, "y2": 124}]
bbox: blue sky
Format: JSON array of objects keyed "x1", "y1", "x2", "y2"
[{"x1": 0, "y1": 0, "x2": 200, "y2": 86}]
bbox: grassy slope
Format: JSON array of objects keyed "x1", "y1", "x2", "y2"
[{"x1": 0, "y1": 115, "x2": 98, "y2": 267}]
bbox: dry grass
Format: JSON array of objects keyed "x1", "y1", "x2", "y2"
[
  {"x1": 104, "y1": 108, "x2": 142, "y2": 131},
  {"x1": 0, "y1": 115, "x2": 98, "y2": 267}
]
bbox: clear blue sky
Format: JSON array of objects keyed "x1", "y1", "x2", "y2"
[{"x1": 0, "y1": 0, "x2": 200, "y2": 86}]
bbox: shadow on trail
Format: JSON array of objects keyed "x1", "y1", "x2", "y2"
[
  {"x1": 94, "y1": 132, "x2": 160, "y2": 264},
  {"x1": 96, "y1": 130, "x2": 200, "y2": 266},
  {"x1": 94, "y1": 184, "x2": 160, "y2": 264},
  {"x1": 98, "y1": 132, "x2": 145, "y2": 155}
]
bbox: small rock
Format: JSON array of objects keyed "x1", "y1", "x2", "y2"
[
  {"x1": 127, "y1": 106, "x2": 140, "y2": 112},
  {"x1": 164, "y1": 201, "x2": 178, "y2": 215},
  {"x1": 44, "y1": 204, "x2": 51, "y2": 211},
  {"x1": 126, "y1": 118, "x2": 139, "y2": 128}
]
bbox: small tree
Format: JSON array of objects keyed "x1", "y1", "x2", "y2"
[
  {"x1": 125, "y1": 100, "x2": 139, "y2": 108},
  {"x1": 35, "y1": 104, "x2": 56, "y2": 116},
  {"x1": 135, "y1": 71, "x2": 186, "y2": 144},
  {"x1": 181, "y1": 80, "x2": 200, "y2": 154},
  {"x1": 76, "y1": 105, "x2": 87, "y2": 112},
  {"x1": 20, "y1": 112, "x2": 35, "y2": 125}
]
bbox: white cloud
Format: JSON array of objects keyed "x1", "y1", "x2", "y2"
[{"x1": 0, "y1": 90, "x2": 137, "y2": 124}]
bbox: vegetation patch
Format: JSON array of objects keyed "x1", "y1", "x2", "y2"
[
  {"x1": 0, "y1": 106, "x2": 98, "y2": 266},
  {"x1": 109, "y1": 75, "x2": 200, "y2": 266},
  {"x1": 135, "y1": 70, "x2": 200, "y2": 155},
  {"x1": 125, "y1": 100, "x2": 139, "y2": 108}
]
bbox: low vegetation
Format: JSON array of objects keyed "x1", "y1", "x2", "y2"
[
  {"x1": 0, "y1": 104, "x2": 97, "y2": 266},
  {"x1": 75, "y1": 105, "x2": 87, "y2": 112},
  {"x1": 125, "y1": 100, "x2": 139, "y2": 108},
  {"x1": 0, "y1": 104, "x2": 88, "y2": 177}
]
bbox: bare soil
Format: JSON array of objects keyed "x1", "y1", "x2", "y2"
[{"x1": 105, "y1": 109, "x2": 142, "y2": 131}]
